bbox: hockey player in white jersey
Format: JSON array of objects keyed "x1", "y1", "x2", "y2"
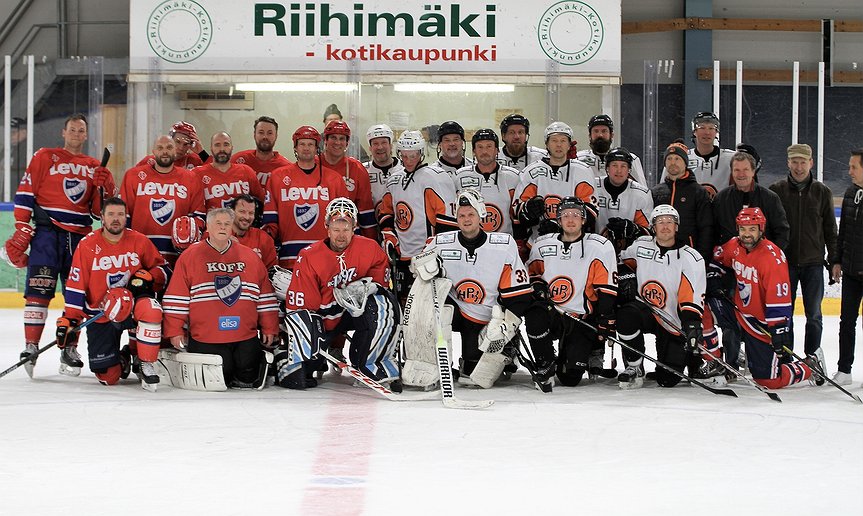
[
  {"x1": 616, "y1": 204, "x2": 706, "y2": 389},
  {"x1": 496, "y1": 114, "x2": 547, "y2": 172},
  {"x1": 432, "y1": 120, "x2": 474, "y2": 175},
  {"x1": 527, "y1": 197, "x2": 619, "y2": 388},
  {"x1": 363, "y1": 124, "x2": 404, "y2": 220},
  {"x1": 593, "y1": 147, "x2": 654, "y2": 238},
  {"x1": 378, "y1": 130, "x2": 457, "y2": 301},
  {"x1": 453, "y1": 129, "x2": 521, "y2": 236},
  {"x1": 576, "y1": 115, "x2": 648, "y2": 185},
  {"x1": 513, "y1": 122, "x2": 597, "y2": 251},
  {"x1": 660, "y1": 112, "x2": 735, "y2": 197}
]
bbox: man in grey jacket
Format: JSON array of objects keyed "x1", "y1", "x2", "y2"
[{"x1": 769, "y1": 143, "x2": 837, "y2": 366}]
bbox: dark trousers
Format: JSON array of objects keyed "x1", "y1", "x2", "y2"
[
  {"x1": 789, "y1": 264, "x2": 825, "y2": 355},
  {"x1": 838, "y1": 273, "x2": 863, "y2": 374},
  {"x1": 188, "y1": 337, "x2": 262, "y2": 384}
]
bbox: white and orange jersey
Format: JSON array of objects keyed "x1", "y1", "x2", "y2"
[
  {"x1": 378, "y1": 164, "x2": 457, "y2": 258},
  {"x1": 527, "y1": 233, "x2": 618, "y2": 316},
  {"x1": 452, "y1": 163, "x2": 520, "y2": 235},
  {"x1": 593, "y1": 176, "x2": 653, "y2": 234},
  {"x1": 620, "y1": 236, "x2": 705, "y2": 335},
  {"x1": 363, "y1": 157, "x2": 404, "y2": 222},
  {"x1": 194, "y1": 162, "x2": 266, "y2": 211},
  {"x1": 231, "y1": 149, "x2": 291, "y2": 189},
  {"x1": 424, "y1": 231, "x2": 531, "y2": 324},
  {"x1": 497, "y1": 146, "x2": 547, "y2": 173},
  {"x1": 660, "y1": 147, "x2": 736, "y2": 198},
  {"x1": 576, "y1": 149, "x2": 648, "y2": 185},
  {"x1": 432, "y1": 156, "x2": 474, "y2": 176}
]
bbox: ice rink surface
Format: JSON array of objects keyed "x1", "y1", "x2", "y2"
[{"x1": 1, "y1": 309, "x2": 861, "y2": 516}]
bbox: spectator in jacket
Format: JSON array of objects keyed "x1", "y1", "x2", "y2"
[
  {"x1": 830, "y1": 149, "x2": 863, "y2": 386},
  {"x1": 769, "y1": 143, "x2": 837, "y2": 360}
]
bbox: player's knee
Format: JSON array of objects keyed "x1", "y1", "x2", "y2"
[
  {"x1": 556, "y1": 365, "x2": 585, "y2": 387},
  {"x1": 134, "y1": 298, "x2": 163, "y2": 351},
  {"x1": 95, "y1": 364, "x2": 122, "y2": 385}
]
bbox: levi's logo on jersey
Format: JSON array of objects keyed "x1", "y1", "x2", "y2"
[
  {"x1": 280, "y1": 186, "x2": 330, "y2": 201},
  {"x1": 732, "y1": 260, "x2": 759, "y2": 283},
  {"x1": 136, "y1": 182, "x2": 189, "y2": 198},
  {"x1": 204, "y1": 181, "x2": 250, "y2": 200},
  {"x1": 206, "y1": 262, "x2": 246, "y2": 273},
  {"x1": 49, "y1": 163, "x2": 94, "y2": 177},
  {"x1": 91, "y1": 252, "x2": 141, "y2": 271},
  {"x1": 455, "y1": 279, "x2": 485, "y2": 304}
]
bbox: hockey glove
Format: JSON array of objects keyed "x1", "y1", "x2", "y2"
[
  {"x1": 92, "y1": 166, "x2": 116, "y2": 193},
  {"x1": 595, "y1": 313, "x2": 616, "y2": 342},
  {"x1": 268, "y1": 265, "x2": 292, "y2": 302},
  {"x1": 55, "y1": 317, "x2": 79, "y2": 349},
  {"x1": 531, "y1": 278, "x2": 551, "y2": 302},
  {"x1": 410, "y1": 250, "x2": 444, "y2": 281},
  {"x1": 4, "y1": 225, "x2": 35, "y2": 268},
  {"x1": 616, "y1": 263, "x2": 638, "y2": 304},
  {"x1": 606, "y1": 217, "x2": 640, "y2": 244},
  {"x1": 537, "y1": 218, "x2": 561, "y2": 236},
  {"x1": 706, "y1": 262, "x2": 733, "y2": 298},
  {"x1": 381, "y1": 229, "x2": 400, "y2": 261},
  {"x1": 770, "y1": 325, "x2": 792, "y2": 358},
  {"x1": 519, "y1": 196, "x2": 546, "y2": 225},
  {"x1": 128, "y1": 269, "x2": 155, "y2": 299},
  {"x1": 681, "y1": 320, "x2": 702, "y2": 354}
]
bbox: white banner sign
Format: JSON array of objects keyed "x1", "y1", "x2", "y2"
[{"x1": 131, "y1": 0, "x2": 621, "y2": 75}]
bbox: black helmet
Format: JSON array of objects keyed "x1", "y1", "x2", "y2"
[
  {"x1": 437, "y1": 120, "x2": 465, "y2": 141},
  {"x1": 605, "y1": 147, "x2": 633, "y2": 167},
  {"x1": 588, "y1": 114, "x2": 614, "y2": 132},
  {"x1": 691, "y1": 111, "x2": 720, "y2": 132},
  {"x1": 471, "y1": 128, "x2": 500, "y2": 148},
  {"x1": 500, "y1": 114, "x2": 530, "y2": 135},
  {"x1": 557, "y1": 196, "x2": 587, "y2": 218}
]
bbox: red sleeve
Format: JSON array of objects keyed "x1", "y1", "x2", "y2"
[
  {"x1": 140, "y1": 234, "x2": 170, "y2": 291},
  {"x1": 286, "y1": 248, "x2": 322, "y2": 311},
  {"x1": 367, "y1": 241, "x2": 389, "y2": 286},
  {"x1": 162, "y1": 252, "x2": 191, "y2": 338}
]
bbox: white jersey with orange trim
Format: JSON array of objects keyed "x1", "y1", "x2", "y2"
[
  {"x1": 660, "y1": 147, "x2": 736, "y2": 198},
  {"x1": 432, "y1": 156, "x2": 474, "y2": 176},
  {"x1": 620, "y1": 236, "x2": 705, "y2": 335},
  {"x1": 452, "y1": 163, "x2": 520, "y2": 235},
  {"x1": 526, "y1": 233, "x2": 618, "y2": 316},
  {"x1": 576, "y1": 149, "x2": 648, "y2": 185},
  {"x1": 496, "y1": 146, "x2": 547, "y2": 172},
  {"x1": 593, "y1": 176, "x2": 654, "y2": 234},
  {"x1": 363, "y1": 157, "x2": 404, "y2": 221},
  {"x1": 424, "y1": 231, "x2": 531, "y2": 324}
]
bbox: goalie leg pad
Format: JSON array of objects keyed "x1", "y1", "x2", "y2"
[
  {"x1": 348, "y1": 288, "x2": 401, "y2": 381},
  {"x1": 284, "y1": 309, "x2": 324, "y2": 362},
  {"x1": 402, "y1": 277, "x2": 452, "y2": 387},
  {"x1": 478, "y1": 305, "x2": 522, "y2": 353},
  {"x1": 464, "y1": 351, "x2": 509, "y2": 389},
  {"x1": 156, "y1": 349, "x2": 227, "y2": 391}
]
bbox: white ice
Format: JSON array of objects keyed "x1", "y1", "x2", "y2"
[{"x1": 1, "y1": 309, "x2": 861, "y2": 516}]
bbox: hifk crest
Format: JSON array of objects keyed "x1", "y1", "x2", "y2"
[
  {"x1": 106, "y1": 271, "x2": 131, "y2": 289},
  {"x1": 215, "y1": 275, "x2": 242, "y2": 306},
  {"x1": 150, "y1": 198, "x2": 176, "y2": 226},
  {"x1": 64, "y1": 178, "x2": 87, "y2": 204},
  {"x1": 737, "y1": 280, "x2": 752, "y2": 307},
  {"x1": 294, "y1": 203, "x2": 319, "y2": 231}
]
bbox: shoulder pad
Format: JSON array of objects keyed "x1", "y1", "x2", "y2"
[
  {"x1": 585, "y1": 233, "x2": 610, "y2": 245},
  {"x1": 681, "y1": 245, "x2": 704, "y2": 263},
  {"x1": 534, "y1": 233, "x2": 557, "y2": 244},
  {"x1": 424, "y1": 164, "x2": 448, "y2": 175},
  {"x1": 488, "y1": 233, "x2": 512, "y2": 245},
  {"x1": 498, "y1": 165, "x2": 521, "y2": 177},
  {"x1": 436, "y1": 232, "x2": 457, "y2": 244},
  {"x1": 628, "y1": 180, "x2": 650, "y2": 194},
  {"x1": 524, "y1": 162, "x2": 549, "y2": 179}
]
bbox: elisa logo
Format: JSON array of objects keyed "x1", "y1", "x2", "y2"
[{"x1": 219, "y1": 316, "x2": 241, "y2": 330}]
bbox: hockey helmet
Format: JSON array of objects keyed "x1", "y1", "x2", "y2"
[
  {"x1": 292, "y1": 125, "x2": 322, "y2": 146},
  {"x1": 650, "y1": 204, "x2": 680, "y2": 226},
  {"x1": 736, "y1": 207, "x2": 766, "y2": 232},
  {"x1": 325, "y1": 197, "x2": 359, "y2": 226},
  {"x1": 544, "y1": 121, "x2": 573, "y2": 142},
  {"x1": 437, "y1": 120, "x2": 465, "y2": 141},
  {"x1": 588, "y1": 114, "x2": 614, "y2": 133},
  {"x1": 456, "y1": 188, "x2": 487, "y2": 219},
  {"x1": 102, "y1": 287, "x2": 134, "y2": 323},
  {"x1": 605, "y1": 147, "x2": 633, "y2": 167},
  {"x1": 169, "y1": 121, "x2": 196, "y2": 138},
  {"x1": 557, "y1": 196, "x2": 587, "y2": 218},
  {"x1": 396, "y1": 130, "x2": 426, "y2": 152},
  {"x1": 735, "y1": 143, "x2": 762, "y2": 174},
  {"x1": 323, "y1": 120, "x2": 351, "y2": 139},
  {"x1": 500, "y1": 114, "x2": 530, "y2": 135},
  {"x1": 471, "y1": 128, "x2": 500, "y2": 149},
  {"x1": 691, "y1": 111, "x2": 720, "y2": 132},
  {"x1": 366, "y1": 124, "x2": 394, "y2": 143}
]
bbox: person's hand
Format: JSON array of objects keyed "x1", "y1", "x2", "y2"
[
  {"x1": 831, "y1": 263, "x2": 842, "y2": 284},
  {"x1": 170, "y1": 335, "x2": 187, "y2": 350}
]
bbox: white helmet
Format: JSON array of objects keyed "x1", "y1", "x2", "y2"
[
  {"x1": 650, "y1": 204, "x2": 680, "y2": 226},
  {"x1": 545, "y1": 121, "x2": 573, "y2": 142},
  {"x1": 397, "y1": 130, "x2": 425, "y2": 152},
  {"x1": 366, "y1": 124, "x2": 394, "y2": 143},
  {"x1": 456, "y1": 188, "x2": 487, "y2": 219},
  {"x1": 325, "y1": 197, "x2": 358, "y2": 226}
]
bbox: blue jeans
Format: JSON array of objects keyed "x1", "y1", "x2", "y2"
[
  {"x1": 788, "y1": 264, "x2": 824, "y2": 355},
  {"x1": 838, "y1": 273, "x2": 863, "y2": 374}
]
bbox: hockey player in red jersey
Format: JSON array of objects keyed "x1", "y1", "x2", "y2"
[
  {"x1": 231, "y1": 116, "x2": 291, "y2": 188},
  {"x1": 195, "y1": 132, "x2": 265, "y2": 211},
  {"x1": 263, "y1": 125, "x2": 349, "y2": 268},
  {"x1": 712, "y1": 207, "x2": 823, "y2": 388},
  {"x1": 163, "y1": 208, "x2": 279, "y2": 387},
  {"x1": 229, "y1": 194, "x2": 276, "y2": 268},
  {"x1": 278, "y1": 197, "x2": 400, "y2": 390},
  {"x1": 61, "y1": 197, "x2": 169, "y2": 390},
  {"x1": 119, "y1": 135, "x2": 206, "y2": 265},
  {"x1": 319, "y1": 120, "x2": 377, "y2": 238},
  {"x1": 4, "y1": 113, "x2": 115, "y2": 377},
  {"x1": 136, "y1": 121, "x2": 209, "y2": 170}
]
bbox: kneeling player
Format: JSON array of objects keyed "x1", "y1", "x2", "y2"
[
  {"x1": 277, "y1": 197, "x2": 400, "y2": 390},
  {"x1": 61, "y1": 197, "x2": 170, "y2": 390},
  {"x1": 616, "y1": 205, "x2": 706, "y2": 389},
  {"x1": 526, "y1": 197, "x2": 618, "y2": 388}
]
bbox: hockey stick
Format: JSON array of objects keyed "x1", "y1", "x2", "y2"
[
  {"x1": 430, "y1": 279, "x2": 494, "y2": 409},
  {"x1": 719, "y1": 293, "x2": 862, "y2": 404},
  {"x1": 510, "y1": 333, "x2": 553, "y2": 393},
  {"x1": 0, "y1": 311, "x2": 104, "y2": 379},
  {"x1": 318, "y1": 349, "x2": 436, "y2": 402},
  {"x1": 570, "y1": 317, "x2": 738, "y2": 397},
  {"x1": 634, "y1": 298, "x2": 781, "y2": 402},
  {"x1": 98, "y1": 147, "x2": 111, "y2": 206}
]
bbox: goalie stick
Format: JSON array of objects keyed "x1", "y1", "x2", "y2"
[
  {"x1": 430, "y1": 278, "x2": 494, "y2": 410},
  {"x1": 0, "y1": 311, "x2": 105, "y2": 379},
  {"x1": 318, "y1": 349, "x2": 436, "y2": 402}
]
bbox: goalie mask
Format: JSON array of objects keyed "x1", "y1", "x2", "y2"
[
  {"x1": 457, "y1": 188, "x2": 487, "y2": 219},
  {"x1": 325, "y1": 197, "x2": 358, "y2": 227}
]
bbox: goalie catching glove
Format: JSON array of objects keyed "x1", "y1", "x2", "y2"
[
  {"x1": 478, "y1": 305, "x2": 521, "y2": 354},
  {"x1": 333, "y1": 277, "x2": 379, "y2": 317}
]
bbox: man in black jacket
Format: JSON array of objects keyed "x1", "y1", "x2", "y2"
[
  {"x1": 830, "y1": 149, "x2": 863, "y2": 387},
  {"x1": 769, "y1": 143, "x2": 837, "y2": 364}
]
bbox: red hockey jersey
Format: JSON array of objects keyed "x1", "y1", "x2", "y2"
[
  {"x1": 162, "y1": 239, "x2": 279, "y2": 343},
  {"x1": 64, "y1": 228, "x2": 169, "y2": 322},
  {"x1": 194, "y1": 162, "x2": 266, "y2": 211},
  {"x1": 136, "y1": 153, "x2": 203, "y2": 170},
  {"x1": 235, "y1": 227, "x2": 277, "y2": 268},
  {"x1": 13, "y1": 147, "x2": 103, "y2": 234},
  {"x1": 231, "y1": 149, "x2": 291, "y2": 188},
  {"x1": 286, "y1": 235, "x2": 389, "y2": 330},
  {"x1": 318, "y1": 155, "x2": 377, "y2": 233}
]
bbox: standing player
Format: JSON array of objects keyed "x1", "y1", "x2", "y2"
[
  {"x1": 229, "y1": 194, "x2": 277, "y2": 268},
  {"x1": 617, "y1": 205, "x2": 706, "y2": 389},
  {"x1": 277, "y1": 198, "x2": 400, "y2": 389},
  {"x1": 319, "y1": 120, "x2": 377, "y2": 238},
  {"x1": 363, "y1": 124, "x2": 404, "y2": 220},
  {"x1": 377, "y1": 130, "x2": 457, "y2": 301},
  {"x1": 660, "y1": 112, "x2": 735, "y2": 198},
  {"x1": 5, "y1": 113, "x2": 115, "y2": 376},
  {"x1": 432, "y1": 120, "x2": 474, "y2": 175},
  {"x1": 453, "y1": 129, "x2": 520, "y2": 235},
  {"x1": 118, "y1": 135, "x2": 206, "y2": 266},
  {"x1": 593, "y1": 147, "x2": 653, "y2": 236},
  {"x1": 62, "y1": 197, "x2": 169, "y2": 389},
  {"x1": 263, "y1": 126, "x2": 349, "y2": 269},
  {"x1": 137, "y1": 121, "x2": 208, "y2": 170},
  {"x1": 163, "y1": 208, "x2": 279, "y2": 387},
  {"x1": 576, "y1": 115, "x2": 647, "y2": 185},
  {"x1": 496, "y1": 114, "x2": 546, "y2": 172},
  {"x1": 526, "y1": 197, "x2": 618, "y2": 387},
  {"x1": 712, "y1": 207, "x2": 823, "y2": 388},
  {"x1": 232, "y1": 116, "x2": 291, "y2": 189},
  {"x1": 195, "y1": 132, "x2": 265, "y2": 211}
]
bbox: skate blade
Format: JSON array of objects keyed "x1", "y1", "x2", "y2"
[
  {"x1": 618, "y1": 379, "x2": 644, "y2": 390},
  {"x1": 58, "y1": 364, "x2": 81, "y2": 377},
  {"x1": 141, "y1": 380, "x2": 158, "y2": 393},
  {"x1": 24, "y1": 361, "x2": 36, "y2": 379}
]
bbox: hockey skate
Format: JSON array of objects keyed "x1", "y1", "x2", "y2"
[
  {"x1": 59, "y1": 346, "x2": 84, "y2": 377},
  {"x1": 587, "y1": 349, "x2": 617, "y2": 380},
  {"x1": 832, "y1": 371, "x2": 852, "y2": 386},
  {"x1": 533, "y1": 359, "x2": 555, "y2": 393},
  {"x1": 617, "y1": 361, "x2": 644, "y2": 390},
  {"x1": 20, "y1": 343, "x2": 38, "y2": 378},
  {"x1": 138, "y1": 361, "x2": 160, "y2": 392},
  {"x1": 692, "y1": 359, "x2": 727, "y2": 387},
  {"x1": 119, "y1": 345, "x2": 132, "y2": 380},
  {"x1": 805, "y1": 347, "x2": 826, "y2": 386}
]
